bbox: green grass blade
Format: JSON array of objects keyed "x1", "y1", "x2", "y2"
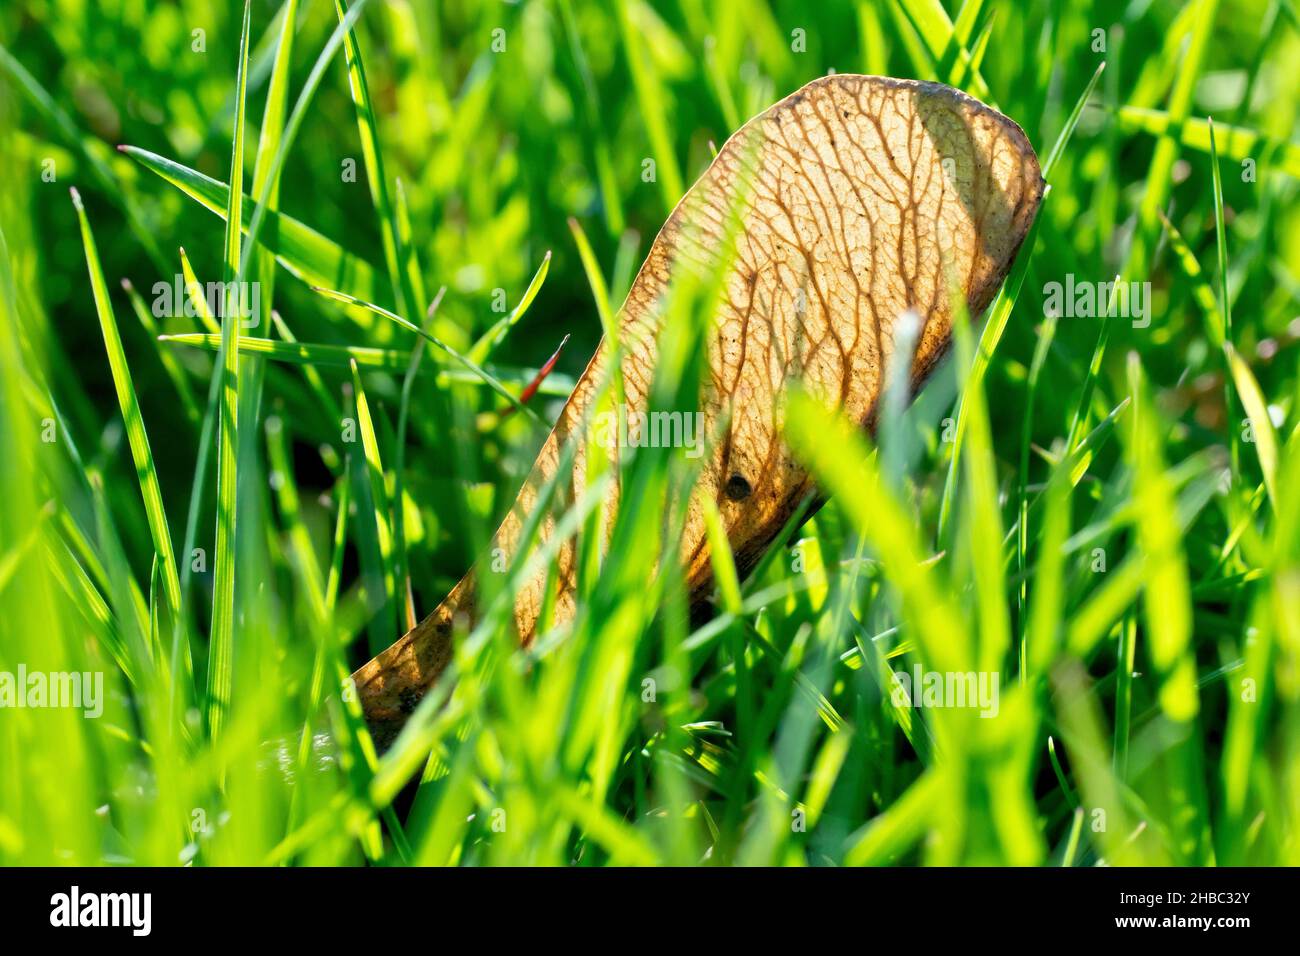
[
  {"x1": 120, "y1": 146, "x2": 380, "y2": 304},
  {"x1": 69, "y1": 189, "x2": 183, "y2": 630},
  {"x1": 468, "y1": 252, "x2": 552, "y2": 364},
  {"x1": 310, "y1": 285, "x2": 547, "y2": 426},
  {"x1": 616, "y1": 0, "x2": 684, "y2": 212},
  {"x1": 206, "y1": 0, "x2": 253, "y2": 739},
  {"x1": 119, "y1": 278, "x2": 202, "y2": 427},
  {"x1": 1116, "y1": 108, "x2": 1300, "y2": 180},
  {"x1": 349, "y1": 359, "x2": 397, "y2": 645},
  {"x1": 333, "y1": 0, "x2": 416, "y2": 320}
]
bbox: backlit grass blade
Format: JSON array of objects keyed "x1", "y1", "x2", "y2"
[
  {"x1": 1117, "y1": 108, "x2": 1300, "y2": 180},
  {"x1": 1225, "y1": 344, "x2": 1280, "y2": 506},
  {"x1": 119, "y1": 278, "x2": 202, "y2": 427},
  {"x1": 784, "y1": 391, "x2": 970, "y2": 678},
  {"x1": 1041, "y1": 61, "x2": 1105, "y2": 182},
  {"x1": 70, "y1": 189, "x2": 182, "y2": 631},
  {"x1": 393, "y1": 287, "x2": 446, "y2": 629},
  {"x1": 468, "y1": 252, "x2": 552, "y2": 364},
  {"x1": 0, "y1": 45, "x2": 169, "y2": 274},
  {"x1": 1209, "y1": 118, "x2": 1234, "y2": 348},
  {"x1": 333, "y1": 0, "x2": 416, "y2": 321},
  {"x1": 120, "y1": 146, "x2": 381, "y2": 304},
  {"x1": 179, "y1": 247, "x2": 222, "y2": 334},
  {"x1": 1129, "y1": 0, "x2": 1219, "y2": 268},
  {"x1": 349, "y1": 359, "x2": 397, "y2": 645},
  {"x1": 160, "y1": 332, "x2": 576, "y2": 396},
  {"x1": 207, "y1": 0, "x2": 253, "y2": 739},
  {"x1": 1158, "y1": 210, "x2": 1224, "y2": 345},
  {"x1": 890, "y1": 0, "x2": 991, "y2": 101},
  {"x1": 311, "y1": 285, "x2": 547, "y2": 426},
  {"x1": 616, "y1": 0, "x2": 684, "y2": 212}
]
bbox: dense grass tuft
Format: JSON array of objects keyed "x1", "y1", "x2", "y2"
[{"x1": 1, "y1": 0, "x2": 1298, "y2": 866}]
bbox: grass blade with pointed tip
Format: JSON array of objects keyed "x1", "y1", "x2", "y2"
[
  {"x1": 1225, "y1": 344, "x2": 1280, "y2": 506},
  {"x1": 120, "y1": 278, "x2": 202, "y2": 427},
  {"x1": 311, "y1": 286, "x2": 547, "y2": 426},
  {"x1": 160, "y1": 332, "x2": 576, "y2": 397},
  {"x1": 70, "y1": 189, "x2": 183, "y2": 638},
  {"x1": 468, "y1": 252, "x2": 552, "y2": 364},
  {"x1": 333, "y1": 0, "x2": 416, "y2": 321},
  {"x1": 206, "y1": 0, "x2": 253, "y2": 739},
  {"x1": 121, "y1": 146, "x2": 381, "y2": 306}
]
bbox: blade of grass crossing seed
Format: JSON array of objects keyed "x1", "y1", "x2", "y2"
[
  {"x1": 207, "y1": 0, "x2": 253, "y2": 739},
  {"x1": 784, "y1": 392, "x2": 969, "y2": 678},
  {"x1": 70, "y1": 190, "x2": 183, "y2": 636},
  {"x1": 394, "y1": 288, "x2": 446, "y2": 629}
]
